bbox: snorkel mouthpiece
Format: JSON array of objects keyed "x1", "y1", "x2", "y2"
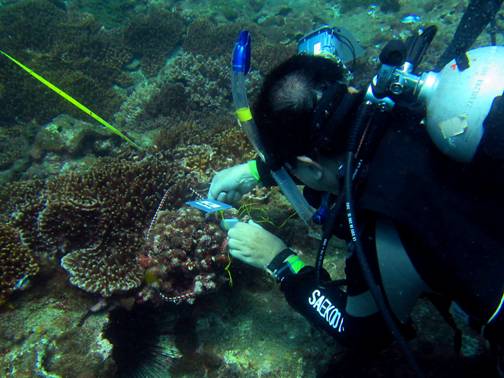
[{"x1": 232, "y1": 31, "x2": 251, "y2": 74}]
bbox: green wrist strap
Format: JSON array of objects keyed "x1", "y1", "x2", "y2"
[
  {"x1": 285, "y1": 254, "x2": 306, "y2": 274},
  {"x1": 247, "y1": 160, "x2": 261, "y2": 182},
  {"x1": 267, "y1": 249, "x2": 306, "y2": 282}
]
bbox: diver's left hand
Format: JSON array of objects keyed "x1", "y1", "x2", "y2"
[{"x1": 227, "y1": 221, "x2": 287, "y2": 270}]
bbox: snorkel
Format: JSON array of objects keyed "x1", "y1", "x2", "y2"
[{"x1": 231, "y1": 31, "x2": 315, "y2": 224}]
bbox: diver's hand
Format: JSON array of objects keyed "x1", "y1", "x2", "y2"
[
  {"x1": 208, "y1": 162, "x2": 258, "y2": 204},
  {"x1": 227, "y1": 221, "x2": 287, "y2": 270}
]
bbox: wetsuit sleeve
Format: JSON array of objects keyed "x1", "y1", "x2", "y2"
[
  {"x1": 472, "y1": 94, "x2": 504, "y2": 189},
  {"x1": 280, "y1": 266, "x2": 392, "y2": 349},
  {"x1": 477, "y1": 94, "x2": 504, "y2": 161},
  {"x1": 255, "y1": 157, "x2": 276, "y2": 186}
]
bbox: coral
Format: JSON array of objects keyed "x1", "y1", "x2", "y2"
[
  {"x1": 182, "y1": 17, "x2": 291, "y2": 76},
  {"x1": 61, "y1": 234, "x2": 144, "y2": 297},
  {"x1": 124, "y1": 7, "x2": 186, "y2": 76},
  {"x1": 0, "y1": 124, "x2": 31, "y2": 170},
  {"x1": 113, "y1": 78, "x2": 163, "y2": 130},
  {"x1": 0, "y1": 223, "x2": 39, "y2": 304},
  {"x1": 0, "y1": 271, "x2": 116, "y2": 377},
  {"x1": 142, "y1": 82, "x2": 190, "y2": 119},
  {"x1": 138, "y1": 207, "x2": 229, "y2": 304},
  {"x1": 165, "y1": 52, "x2": 232, "y2": 111},
  {"x1": 164, "y1": 51, "x2": 262, "y2": 112},
  {"x1": 0, "y1": 152, "x2": 217, "y2": 300},
  {"x1": 0, "y1": 2, "x2": 129, "y2": 125},
  {"x1": 0, "y1": 179, "x2": 46, "y2": 252},
  {"x1": 30, "y1": 114, "x2": 119, "y2": 160},
  {"x1": 252, "y1": 41, "x2": 296, "y2": 75},
  {"x1": 36, "y1": 157, "x2": 181, "y2": 297},
  {"x1": 0, "y1": 0, "x2": 65, "y2": 53},
  {"x1": 69, "y1": 0, "x2": 143, "y2": 28},
  {"x1": 183, "y1": 18, "x2": 242, "y2": 57},
  {"x1": 151, "y1": 117, "x2": 254, "y2": 181}
]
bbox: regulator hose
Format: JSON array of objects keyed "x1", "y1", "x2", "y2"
[{"x1": 344, "y1": 101, "x2": 424, "y2": 378}]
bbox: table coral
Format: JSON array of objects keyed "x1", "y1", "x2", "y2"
[
  {"x1": 125, "y1": 7, "x2": 186, "y2": 76},
  {"x1": 0, "y1": 179, "x2": 47, "y2": 253},
  {"x1": 0, "y1": 223, "x2": 39, "y2": 304},
  {"x1": 36, "y1": 157, "x2": 179, "y2": 297},
  {"x1": 138, "y1": 207, "x2": 229, "y2": 304}
]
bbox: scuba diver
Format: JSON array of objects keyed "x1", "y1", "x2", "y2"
[{"x1": 209, "y1": 3, "x2": 504, "y2": 377}]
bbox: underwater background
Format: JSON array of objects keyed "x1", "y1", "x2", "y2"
[{"x1": 0, "y1": 0, "x2": 498, "y2": 377}]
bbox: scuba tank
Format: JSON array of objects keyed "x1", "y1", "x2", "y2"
[{"x1": 367, "y1": 26, "x2": 504, "y2": 162}]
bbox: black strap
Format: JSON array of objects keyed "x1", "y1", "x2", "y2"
[{"x1": 267, "y1": 248, "x2": 296, "y2": 282}]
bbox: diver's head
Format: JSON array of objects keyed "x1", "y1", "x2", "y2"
[{"x1": 253, "y1": 54, "x2": 360, "y2": 192}]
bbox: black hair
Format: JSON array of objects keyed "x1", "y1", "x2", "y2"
[{"x1": 253, "y1": 54, "x2": 353, "y2": 167}]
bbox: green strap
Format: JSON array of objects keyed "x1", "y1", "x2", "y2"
[
  {"x1": 286, "y1": 255, "x2": 305, "y2": 274},
  {"x1": 247, "y1": 160, "x2": 261, "y2": 181}
]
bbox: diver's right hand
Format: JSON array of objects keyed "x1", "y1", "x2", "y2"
[{"x1": 208, "y1": 162, "x2": 259, "y2": 204}]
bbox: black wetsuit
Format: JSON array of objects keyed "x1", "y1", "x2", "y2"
[{"x1": 256, "y1": 101, "x2": 504, "y2": 349}]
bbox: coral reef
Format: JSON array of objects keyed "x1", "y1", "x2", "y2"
[
  {"x1": 138, "y1": 207, "x2": 229, "y2": 304},
  {"x1": 164, "y1": 52, "x2": 236, "y2": 112},
  {"x1": 152, "y1": 117, "x2": 255, "y2": 181},
  {"x1": 0, "y1": 0, "x2": 65, "y2": 53},
  {"x1": 0, "y1": 1, "x2": 129, "y2": 125},
  {"x1": 0, "y1": 179, "x2": 47, "y2": 255},
  {"x1": 0, "y1": 271, "x2": 116, "y2": 377},
  {"x1": 38, "y1": 158, "x2": 178, "y2": 297},
  {"x1": 0, "y1": 223, "x2": 39, "y2": 304},
  {"x1": 68, "y1": 0, "x2": 145, "y2": 28},
  {"x1": 158, "y1": 51, "x2": 262, "y2": 114},
  {"x1": 182, "y1": 17, "x2": 295, "y2": 76},
  {"x1": 183, "y1": 18, "x2": 242, "y2": 58},
  {"x1": 30, "y1": 114, "x2": 118, "y2": 161},
  {"x1": 0, "y1": 124, "x2": 32, "y2": 171},
  {"x1": 124, "y1": 7, "x2": 186, "y2": 76}
]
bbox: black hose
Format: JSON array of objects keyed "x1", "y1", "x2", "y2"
[
  {"x1": 436, "y1": 0, "x2": 503, "y2": 70},
  {"x1": 344, "y1": 102, "x2": 424, "y2": 378},
  {"x1": 315, "y1": 194, "x2": 345, "y2": 283}
]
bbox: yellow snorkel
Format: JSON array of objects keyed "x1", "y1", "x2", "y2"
[{"x1": 0, "y1": 49, "x2": 141, "y2": 150}]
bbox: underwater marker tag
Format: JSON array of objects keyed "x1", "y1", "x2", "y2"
[{"x1": 186, "y1": 198, "x2": 233, "y2": 213}]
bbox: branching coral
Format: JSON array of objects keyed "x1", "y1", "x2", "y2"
[
  {"x1": 0, "y1": 223, "x2": 39, "y2": 304},
  {"x1": 138, "y1": 207, "x2": 229, "y2": 304}
]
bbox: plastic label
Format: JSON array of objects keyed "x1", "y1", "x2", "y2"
[{"x1": 186, "y1": 198, "x2": 233, "y2": 213}]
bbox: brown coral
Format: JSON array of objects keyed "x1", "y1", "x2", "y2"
[
  {"x1": 0, "y1": 223, "x2": 39, "y2": 304},
  {"x1": 36, "y1": 158, "x2": 175, "y2": 295},
  {"x1": 35, "y1": 157, "x2": 202, "y2": 297},
  {"x1": 138, "y1": 207, "x2": 229, "y2": 304},
  {"x1": 0, "y1": 179, "x2": 47, "y2": 253},
  {"x1": 125, "y1": 7, "x2": 186, "y2": 76}
]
